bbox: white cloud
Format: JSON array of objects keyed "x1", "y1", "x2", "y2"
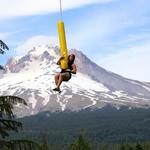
[
  {"x1": 0, "y1": 0, "x2": 115, "y2": 19},
  {"x1": 99, "y1": 40, "x2": 150, "y2": 82},
  {"x1": 67, "y1": 0, "x2": 150, "y2": 50},
  {"x1": 16, "y1": 35, "x2": 58, "y2": 55},
  {"x1": 64, "y1": 0, "x2": 150, "y2": 82},
  {"x1": 0, "y1": 30, "x2": 27, "y2": 41}
]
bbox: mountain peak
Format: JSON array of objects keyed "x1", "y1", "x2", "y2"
[
  {"x1": 27, "y1": 45, "x2": 60, "y2": 58},
  {"x1": 1, "y1": 45, "x2": 150, "y2": 117}
]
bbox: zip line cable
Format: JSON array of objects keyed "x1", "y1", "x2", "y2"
[{"x1": 59, "y1": 0, "x2": 63, "y2": 21}]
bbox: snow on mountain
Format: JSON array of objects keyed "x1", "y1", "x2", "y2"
[{"x1": 0, "y1": 45, "x2": 150, "y2": 117}]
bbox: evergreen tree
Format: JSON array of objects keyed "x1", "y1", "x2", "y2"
[
  {"x1": 120, "y1": 142, "x2": 126, "y2": 150},
  {"x1": 0, "y1": 40, "x2": 9, "y2": 54},
  {"x1": 0, "y1": 40, "x2": 9, "y2": 70},
  {"x1": 129, "y1": 146, "x2": 134, "y2": 150},
  {"x1": 69, "y1": 135, "x2": 91, "y2": 150},
  {"x1": 0, "y1": 96, "x2": 41, "y2": 150},
  {"x1": 0, "y1": 43, "x2": 41, "y2": 149},
  {"x1": 69, "y1": 143, "x2": 78, "y2": 150},
  {"x1": 39, "y1": 134, "x2": 49, "y2": 150},
  {"x1": 136, "y1": 143, "x2": 143, "y2": 150}
]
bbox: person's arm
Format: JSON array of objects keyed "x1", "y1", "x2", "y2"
[
  {"x1": 71, "y1": 64, "x2": 77, "y2": 74},
  {"x1": 57, "y1": 56, "x2": 64, "y2": 65}
]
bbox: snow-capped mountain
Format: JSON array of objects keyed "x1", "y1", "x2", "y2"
[{"x1": 0, "y1": 45, "x2": 150, "y2": 117}]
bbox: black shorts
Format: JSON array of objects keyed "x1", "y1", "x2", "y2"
[{"x1": 61, "y1": 71, "x2": 72, "y2": 81}]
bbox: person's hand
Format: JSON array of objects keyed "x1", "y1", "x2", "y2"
[
  {"x1": 60, "y1": 56, "x2": 65, "y2": 60},
  {"x1": 57, "y1": 56, "x2": 65, "y2": 65}
]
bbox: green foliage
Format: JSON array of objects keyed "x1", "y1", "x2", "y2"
[
  {"x1": 0, "y1": 95, "x2": 27, "y2": 118},
  {"x1": 136, "y1": 143, "x2": 144, "y2": 150},
  {"x1": 0, "y1": 40, "x2": 9, "y2": 70},
  {"x1": 0, "y1": 119, "x2": 22, "y2": 138},
  {"x1": 69, "y1": 135, "x2": 91, "y2": 150},
  {"x1": 0, "y1": 40, "x2": 9, "y2": 55},
  {"x1": 0, "y1": 96, "x2": 27, "y2": 139},
  {"x1": 39, "y1": 134, "x2": 49, "y2": 150},
  {"x1": 0, "y1": 96, "x2": 40, "y2": 150},
  {"x1": 68, "y1": 137, "x2": 150, "y2": 150},
  {"x1": 0, "y1": 41, "x2": 37, "y2": 149},
  {"x1": 0, "y1": 65, "x2": 4, "y2": 70},
  {"x1": 16, "y1": 106, "x2": 150, "y2": 149},
  {"x1": 1, "y1": 139, "x2": 40, "y2": 150},
  {"x1": 120, "y1": 143, "x2": 126, "y2": 150}
]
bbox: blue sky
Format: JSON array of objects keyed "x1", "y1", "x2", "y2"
[{"x1": 0, "y1": 0, "x2": 150, "y2": 81}]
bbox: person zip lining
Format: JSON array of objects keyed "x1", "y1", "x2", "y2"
[
  {"x1": 53, "y1": 0, "x2": 77, "y2": 93},
  {"x1": 53, "y1": 54, "x2": 77, "y2": 93}
]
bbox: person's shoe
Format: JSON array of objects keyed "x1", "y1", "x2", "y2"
[{"x1": 53, "y1": 88, "x2": 61, "y2": 93}]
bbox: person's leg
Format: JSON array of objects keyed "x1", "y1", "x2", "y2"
[
  {"x1": 55, "y1": 74, "x2": 59, "y2": 86},
  {"x1": 56, "y1": 73, "x2": 70, "y2": 88},
  {"x1": 56, "y1": 74, "x2": 63, "y2": 90},
  {"x1": 53, "y1": 73, "x2": 63, "y2": 91},
  {"x1": 53, "y1": 73, "x2": 71, "y2": 92}
]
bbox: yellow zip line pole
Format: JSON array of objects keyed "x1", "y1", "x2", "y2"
[{"x1": 58, "y1": 0, "x2": 68, "y2": 69}]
